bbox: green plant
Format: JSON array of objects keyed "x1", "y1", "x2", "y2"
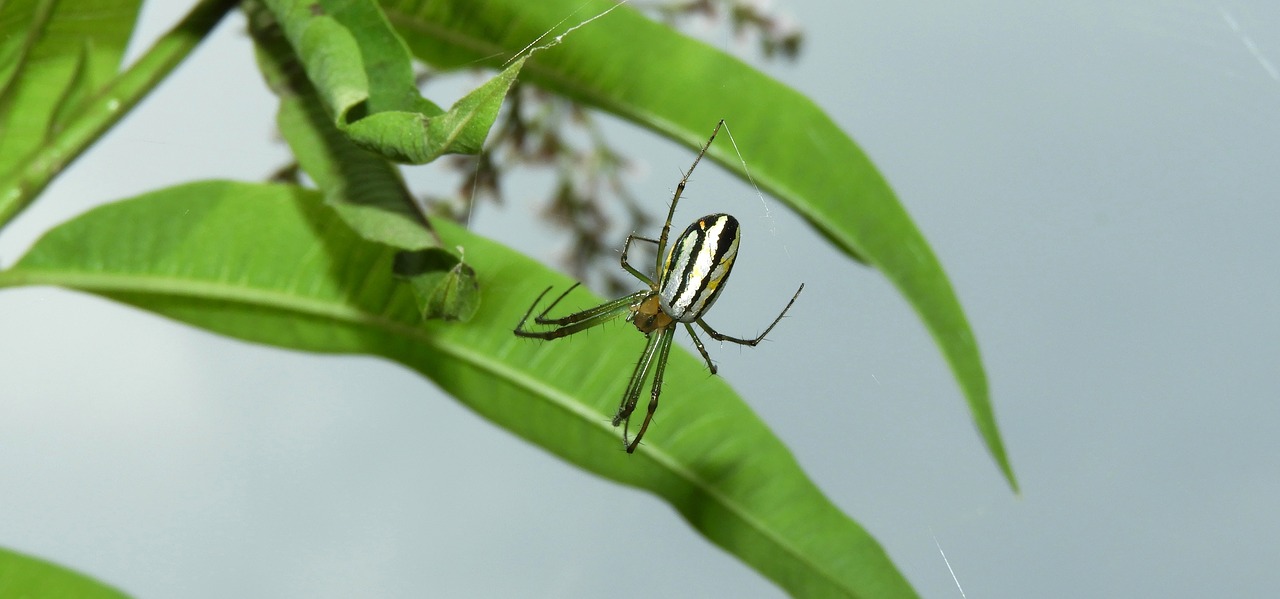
[{"x1": 0, "y1": 0, "x2": 1015, "y2": 596}]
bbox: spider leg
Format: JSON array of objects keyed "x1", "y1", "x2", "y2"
[
  {"x1": 530, "y1": 283, "x2": 578, "y2": 324},
  {"x1": 513, "y1": 287, "x2": 647, "y2": 339},
  {"x1": 696, "y1": 283, "x2": 804, "y2": 346},
  {"x1": 512, "y1": 286, "x2": 555, "y2": 331},
  {"x1": 535, "y1": 287, "x2": 646, "y2": 327},
  {"x1": 613, "y1": 329, "x2": 664, "y2": 442},
  {"x1": 626, "y1": 327, "x2": 675, "y2": 453},
  {"x1": 654, "y1": 120, "x2": 724, "y2": 279},
  {"x1": 620, "y1": 234, "x2": 660, "y2": 287},
  {"x1": 683, "y1": 323, "x2": 718, "y2": 375}
]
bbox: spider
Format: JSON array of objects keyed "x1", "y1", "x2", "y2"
[{"x1": 514, "y1": 120, "x2": 804, "y2": 453}]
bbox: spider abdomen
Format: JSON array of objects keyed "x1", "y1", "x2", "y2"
[{"x1": 658, "y1": 213, "x2": 740, "y2": 323}]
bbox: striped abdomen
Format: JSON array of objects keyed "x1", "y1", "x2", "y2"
[{"x1": 658, "y1": 214, "x2": 740, "y2": 323}]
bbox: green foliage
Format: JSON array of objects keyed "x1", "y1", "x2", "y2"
[
  {"x1": 0, "y1": 180, "x2": 918, "y2": 597},
  {"x1": 0, "y1": 546, "x2": 129, "y2": 599},
  {"x1": 0, "y1": 0, "x2": 234, "y2": 223},
  {"x1": 0, "y1": 0, "x2": 1018, "y2": 595},
  {"x1": 380, "y1": 0, "x2": 1016, "y2": 488},
  {"x1": 394, "y1": 248, "x2": 481, "y2": 321},
  {"x1": 259, "y1": 0, "x2": 523, "y2": 164},
  {"x1": 249, "y1": 0, "x2": 483, "y2": 319},
  {"x1": 0, "y1": 0, "x2": 141, "y2": 167}
]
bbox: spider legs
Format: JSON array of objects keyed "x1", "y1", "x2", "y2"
[
  {"x1": 626, "y1": 327, "x2": 675, "y2": 453},
  {"x1": 624, "y1": 282, "x2": 804, "y2": 383},
  {"x1": 513, "y1": 119, "x2": 803, "y2": 455},
  {"x1": 620, "y1": 234, "x2": 659, "y2": 286},
  {"x1": 612, "y1": 328, "x2": 660, "y2": 432},
  {"x1": 654, "y1": 120, "x2": 724, "y2": 279},
  {"x1": 513, "y1": 285, "x2": 647, "y2": 340},
  {"x1": 696, "y1": 283, "x2": 805, "y2": 346},
  {"x1": 683, "y1": 323, "x2": 717, "y2": 375},
  {"x1": 614, "y1": 327, "x2": 675, "y2": 453}
]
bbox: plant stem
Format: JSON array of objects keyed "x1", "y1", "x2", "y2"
[{"x1": 0, "y1": 0, "x2": 239, "y2": 230}]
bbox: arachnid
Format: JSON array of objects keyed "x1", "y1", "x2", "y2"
[{"x1": 513, "y1": 120, "x2": 804, "y2": 453}]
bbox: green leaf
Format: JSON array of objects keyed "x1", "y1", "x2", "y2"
[
  {"x1": 46, "y1": 42, "x2": 95, "y2": 138},
  {"x1": 0, "y1": 0, "x2": 142, "y2": 167},
  {"x1": 249, "y1": 3, "x2": 479, "y2": 320},
  {"x1": 0, "y1": 180, "x2": 919, "y2": 598},
  {"x1": 0, "y1": 0, "x2": 237, "y2": 228},
  {"x1": 394, "y1": 248, "x2": 480, "y2": 321},
  {"x1": 250, "y1": 0, "x2": 437, "y2": 251},
  {"x1": 381, "y1": 0, "x2": 1018, "y2": 490},
  {"x1": 259, "y1": 0, "x2": 522, "y2": 164},
  {"x1": 0, "y1": 546, "x2": 131, "y2": 599}
]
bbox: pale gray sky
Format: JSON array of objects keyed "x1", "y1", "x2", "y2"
[{"x1": 2, "y1": 1, "x2": 1278, "y2": 597}]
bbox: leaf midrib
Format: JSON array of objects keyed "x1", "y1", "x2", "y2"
[{"x1": 0, "y1": 266, "x2": 856, "y2": 596}]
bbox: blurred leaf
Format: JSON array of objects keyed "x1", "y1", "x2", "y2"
[
  {"x1": 0, "y1": 180, "x2": 919, "y2": 598},
  {"x1": 250, "y1": 0, "x2": 436, "y2": 250},
  {"x1": 382, "y1": 0, "x2": 1018, "y2": 489},
  {"x1": 250, "y1": 2, "x2": 475, "y2": 320},
  {"x1": 0, "y1": 546, "x2": 131, "y2": 599},
  {"x1": 259, "y1": 0, "x2": 522, "y2": 163},
  {"x1": 46, "y1": 42, "x2": 94, "y2": 138},
  {"x1": 394, "y1": 248, "x2": 480, "y2": 321},
  {"x1": 0, "y1": 0, "x2": 142, "y2": 167},
  {"x1": 0, "y1": 0, "x2": 236, "y2": 227}
]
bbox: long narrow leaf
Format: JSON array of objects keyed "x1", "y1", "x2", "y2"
[
  {"x1": 0, "y1": 0, "x2": 237, "y2": 227},
  {"x1": 0, "y1": 0, "x2": 141, "y2": 166},
  {"x1": 381, "y1": 0, "x2": 1018, "y2": 489},
  {"x1": 250, "y1": 0, "x2": 435, "y2": 250},
  {"x1": 259, "y1": 0, "x2": 522, "y2": 164},
  {"x1": 0, "y1": 546, "x2": 130, "y2": 599},
  {"x1": 249, "y1": 2, "x2": 478, "y2": 320},
  {"x1": 0, "y1": 180, "x2": 919, "y2": 598}
]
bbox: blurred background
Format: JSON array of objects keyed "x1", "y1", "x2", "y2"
[{"x1": 2, "y1": 1, "x2": 1278, "y2": 596}]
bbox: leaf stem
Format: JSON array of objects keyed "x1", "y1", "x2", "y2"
[{"x1": 0, "y1": 0, "x2": 238, "y2": 230}]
